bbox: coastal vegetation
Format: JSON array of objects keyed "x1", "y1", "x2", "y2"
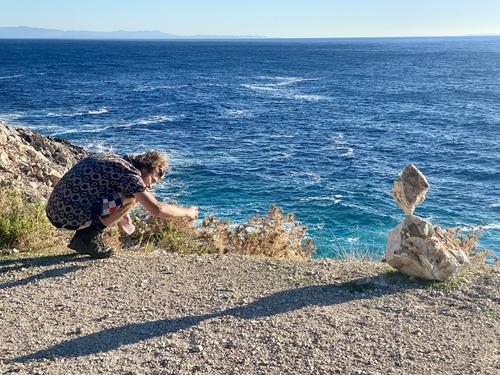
[
  {"x1": 0, "y1": 189, "x2": 315, "y2": 259},
  {"x1": 124, "y1": 204, "x2": 315, "y2": 258},
  {"x1": 1, "y1": 187, "x2": 491, "y2": 291},
  {"x1": 0, "y1": 189, "x2": 66, "y2": 252}
]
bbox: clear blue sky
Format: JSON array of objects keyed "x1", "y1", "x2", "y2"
[{"x1": 1, "y1": 0, "x2": 499, "y2": 37}]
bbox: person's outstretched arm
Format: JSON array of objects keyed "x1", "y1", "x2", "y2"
[{"x1": 134, "y1": 191, "x2": 198, "y2": 220}]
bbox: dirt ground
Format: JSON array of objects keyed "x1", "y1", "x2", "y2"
[{"x1": 0, "y1": 251, "x2": 498, "y2": 374}]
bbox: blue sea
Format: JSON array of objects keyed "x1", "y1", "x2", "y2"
[{"x1": 0, "y1": 38, "x2": 499, "y2": 258}]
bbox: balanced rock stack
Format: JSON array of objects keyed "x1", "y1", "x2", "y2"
[{"x1": 386, "y1": 164, "x2": 470, "y2": 281}]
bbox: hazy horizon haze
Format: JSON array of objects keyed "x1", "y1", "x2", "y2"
[{"x1": 0, "y1": 0, "x2": 499, "y2": 38}]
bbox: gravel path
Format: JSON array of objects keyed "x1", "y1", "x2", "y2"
[{"x1": 0, "y1": 252, "x2": 498, "y2": 374}]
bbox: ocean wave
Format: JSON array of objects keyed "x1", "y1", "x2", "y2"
[
  {"x1": 242, "y1": 78, "x2": 328, "y2": 101},
  {"x1": 293, "y1": 94, "x2": 327, "y2": 101},
  {"x1": 46, "y1": 107, "x2": 109, "y2": 117},
  {"x1": 459, "y1": 223, "x2": 500, "y2": 231},
  {"x1": 241, "y1": 83, "x2": 281, "y2": 92},
  {"x1": 340, "y1": 148, "x2": 354, "y2": 157},
  {"x1": 83, "y1": 140, "x2": 116, "y2": 154},
  {"x1": 300, "y1": 196, "x2": 342, "y2": 205},
  {"x1": 134, "y1": 115, "x2": 178, "y2": 126},
  {"x1": 133, "y1": 85, "x2": 176, "y2": 92},
  {"x1": 0, "y1": 74, "x2": 24, "y2": 80},
  {"x1": 482, "y1": 223, "x2": 500, "y2": 230},
  {"x1": 223, "y1": 109, "x2": 253, "y2": 118},
  {"x1": 86, "y1": 108, "x2": 109, "y2": 115},
  {"x1": 112, "y1": 114, "x2": 181, "y2": 129},
  {"x1": 347, "y1": 237, "x2": 360, "y2": 244},
  {"x1": 0, "y1": 112, "x2": 26, "y2": 121},
  {"x1": 256, "y1": 76, "x2": 319, "y2": 86},
  {"x1": 287, "y1": 170, "x2": 322, "y2": 186},
  {"x1": 310, "y1": 223, "x2": 325, "y2": 230},
  {"x1": 270, "y1": 151, "x2": 293, "y2": 160}
]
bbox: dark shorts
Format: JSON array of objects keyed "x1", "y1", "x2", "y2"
[{"x1": 47, "y1": 192, "x2": 124, "y2": 230}]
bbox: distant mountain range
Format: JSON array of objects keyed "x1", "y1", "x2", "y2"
[
  {"x1": 0, "y1": 26, "x2": 264, "y2": 39},
  {"x1": 1, "y1": 27, "x2": 498, "y2": 40}
]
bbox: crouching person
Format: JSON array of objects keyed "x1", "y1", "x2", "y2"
[{"x1": 46, "y1": 151, "x2": 198, "y2": 258}]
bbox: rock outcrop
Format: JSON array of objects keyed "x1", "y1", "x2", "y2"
[
  {"x1": 0, "y1": 121, "x2": 89, "y2": 200},
  {"x1": 386, "y1": 165, "x2": 470, "y2": 281}
]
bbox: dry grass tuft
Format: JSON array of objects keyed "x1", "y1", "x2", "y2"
[
  {"x1": 121, "y1": 209, "x2": 204, "y2": 254},
  {"x1": 199, "y1": 205, "x2": 316, "y2": 259},
  {"x1": 440, "y1": 226, "x2": 489, "y2": 263},
  {"x1": 118, "y1": 205, "x2": 315, "y2": 259}
]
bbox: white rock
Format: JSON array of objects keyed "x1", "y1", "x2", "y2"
[
  {"x1": 386, "y1": 217, "x2": 469, "y2": 281},
  {"x1": 403, "y1": 214, "x2": 434, "y2": 238},
  {"x1": 391, "y1": 164, "x2": 429, "y2": 214}
]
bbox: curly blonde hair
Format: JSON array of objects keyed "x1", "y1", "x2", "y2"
[{"x1": 128, "y1": 151, "x2": 169, "y2": 176}]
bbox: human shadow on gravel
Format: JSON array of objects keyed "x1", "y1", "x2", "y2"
[
  {"x1": 0, "y1": 254, "x2": 94, "y2": 290},
  {"x1": 0, "y1": 265, "x2": 88, "y2": 290},
  {"x1": 13, "y1": 274, "x2": 421, "y2": 362},
  {"x1": 0, "y1": 253, "x2": 91, "y2": 275}
]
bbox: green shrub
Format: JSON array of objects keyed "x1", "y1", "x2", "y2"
[{"x1": 0, "y1": 189, "x2": 63, "y2": 252}]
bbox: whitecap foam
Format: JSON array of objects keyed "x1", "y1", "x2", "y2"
[
  {"x1": 483, "y1": 223, "x2": 500, "y2": 230},
  {"x1": 135, "y1": 115, "x2": 177, "y2": 126},
  {"x1": 112, "y1": 114, "x2": 182, "y2": 129},
  {"x1": 242, "y1": 78, "x2": 328, "y2": 101},
  {"x1": 300, "y1": 196, "x2": 342, "y2": 205},
  {"x1": 0, "y1": 74, "x2": 23, "y2": 80},
  {"x1": 287, "y1": 170, "x2": 322, "y2": 186},
  {"x1": 223, "y1": 109, "x2": 253, "y2": 118},
  {"x1": 241, "y1": 83, "x2": 281, "y2": 92},
  {"x1": 133, "y1": 85, "x2": 175, "y2": 92},
  {"x1": 45, "y1": 107, "x2": 109, "y2": 117},
  {"x1": 340, "y1": 148, "x2": 354, "y2": 157},
  {"x1": 51, "y1": 128, "x2": 86, "y2": 136},
  {"x1": 84, "y1": 140, "x2": 115, "y2": 154},
  {"x1": 310, "y1": 223, "x2": 325, "y2": 230},
  {"x1": 323, "y1": 134, "x2": 347, "y2": 151},
  {"x1": 45, "y1": 112, "x2": 61, "y2": 117},
  {"x1": 293, "y1": 94, "x2": 327, "y2": 101},
  {"x1": 270, "y1": 151, "x2": 293, "y2": 160},
  {"x1": 0, "y1": 112, "x2": 26, "y2": 121},
  {"x1": 85, "y1": 107, "x2": 109, "y2": 115},
  {"x1": 256, "y1": 76, "x2": 319, "y2": 86},
  {"x1": 347, "y1": 237, "x2": 360, "y2": 244},
  {"x1": 459, "y1": 223, "x2": 500, "y2": 232}
]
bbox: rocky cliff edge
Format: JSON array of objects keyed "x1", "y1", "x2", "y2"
[{"x1": 0, "y1": 121, "x2": 89, "y2": 200}]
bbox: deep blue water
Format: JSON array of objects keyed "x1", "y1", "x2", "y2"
[{"x1": 1, "y1": 38, "x2": 499, "y2": 258}]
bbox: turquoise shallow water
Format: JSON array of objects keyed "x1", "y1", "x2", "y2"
[{"x1": 0, "y1": 37, "x2": 499, "y2": 258}]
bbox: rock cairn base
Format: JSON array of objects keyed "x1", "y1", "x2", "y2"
[{"x1": 386, "y1": 165, "x2": 469, "y2": 281}]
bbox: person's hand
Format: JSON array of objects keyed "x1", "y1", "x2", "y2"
[{"x1": 185, "y1": 206, "x2": 199, "y2": 221}]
